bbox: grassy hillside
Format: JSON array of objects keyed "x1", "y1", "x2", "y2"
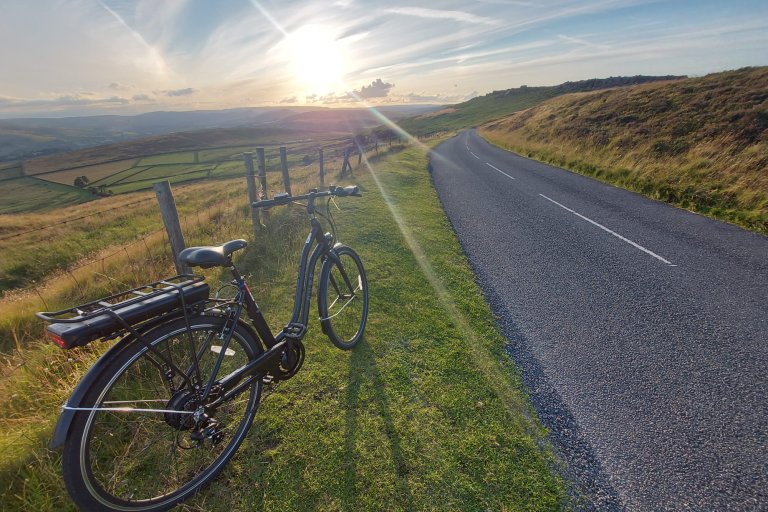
[
  {"x1": 397, "y1": 75, "x2": 683, "y2": 136},
  {"x1": 480, "y1": 67, "x2": 768, "y2": 233},
  {"x1": 0, "y1": 145, "x2": 352, "y2": 294},
  {"x1": 0, "y1": 178, "x2": 92, "y2": 213},
  {"x1": 0, "y1": 144, "x2": 566, "y2": 511},
  {"x1": 21, "y1": 126, "x2": 323, "y2": 175},
  {"x1": 0, "y1": 134, "x2": 354, "y2": 213},
  {"x1": 0, "y1": 163, "x2": 24, "y2": 181},
  {"x1": 2, "y1": 106, "x2": 437, "y2": 164}
]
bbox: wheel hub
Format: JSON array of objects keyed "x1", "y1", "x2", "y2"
[{"x1": 164, "y1": 390, "x2": 198, "y2": 430}]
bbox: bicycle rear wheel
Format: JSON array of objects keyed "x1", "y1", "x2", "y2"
[
  {"x1": 318, "y1": 245, "x2": 369, "y2": 349},
  {"x1": 62, "y1": 316, "x2": 262, "y2": 512}
]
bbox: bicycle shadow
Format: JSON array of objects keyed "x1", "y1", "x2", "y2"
[{"x1": 342, "y1": 339, "x2": 413, "y2": 511}]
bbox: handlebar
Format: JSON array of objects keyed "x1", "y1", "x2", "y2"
[{"x1": 252, "y1": 185, "x2": 361, "y2": 209}]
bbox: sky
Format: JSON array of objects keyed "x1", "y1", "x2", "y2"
[{"x1": 1, "y1": 0, "x2": 766, "y2": 118}]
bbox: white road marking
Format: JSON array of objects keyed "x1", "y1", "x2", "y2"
[
  {"x1": 485, "y1": 162, "x2": 515, "y2": 180},
  {"x1": 469, "y1": 151, "x2": 480, "y2": 159},
  {"x1": 539, "y1": 194, "x2": 676, "y2": 266}
]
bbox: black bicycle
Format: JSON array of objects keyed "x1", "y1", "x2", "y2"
[{"x1": 37, "y1": 185, "x2": 368, "y2": 511}]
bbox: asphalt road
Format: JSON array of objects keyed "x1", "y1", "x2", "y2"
[{"x1": 430, "y1": 130, "x2": 768, "y2": 511}]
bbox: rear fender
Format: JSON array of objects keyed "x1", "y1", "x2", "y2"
[{"x1": 50, "y1": 311, "x2": 258, "y2": 449}]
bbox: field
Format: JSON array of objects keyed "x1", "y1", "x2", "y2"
[
  {"x1": 20, "y1": 126, "x2": 337, "y2": 175},
  {"x1": 0, "y1": 178, "x2": 92, "y2": 214},
  {"x1": 0, "y1": 163, "x2": 24, "y2": 181},
  {"x1": 137, "y1": 151, "x2": 198, "y2": 165},
  {"x1": 37, "y1": 159, "x2": 136, "y2": 185},
  {"x1": 0, "y1": 132, "x2": 353, "y2": 214},
  {"x1": 479, "y1": 67, "x2": 768, "y2": 232},
  {"x1": 0, "y1": 143, "x2": 566, "y2": 511}
]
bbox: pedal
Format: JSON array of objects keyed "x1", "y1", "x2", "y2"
[
  {"x1": 262, "y1": 374, "x2": 274, "y2": 384},
  {"x1": 282, "y1": 322, "x2": 307, "y2": 340}
]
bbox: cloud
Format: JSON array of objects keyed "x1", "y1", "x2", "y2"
[
  {"x1": 132, "y1": 94, "x2": 154, "y2": 101},
  {"x1": 354, "y1": 78, "x2": 394, "y2": 98},
  {"x1": 280, "y1": 96, "x2": 298, "y2": 103},
  {"x1": 403, "y1": 90, "x2": 479, "y2": 103},
  {"x1": 0, "y1": 94, "x2": 131, "y2": 113},
  {"x1": 164, "y1": 87, "x2": 196, "y2": 97},
  {"x1": 385, "y1": 7, "x2": 499, "y2": 25},
  {"x1": 108, "y1": 82, "x2": 131, "y2": 90}
]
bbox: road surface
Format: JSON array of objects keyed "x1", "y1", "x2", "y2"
[{"x1": 430, "y1": 130, "x2": 768, "y2": 511}]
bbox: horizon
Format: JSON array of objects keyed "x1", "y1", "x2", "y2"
[{"x1": 1, "y1": 0, "x2": 766, "y2": 118}]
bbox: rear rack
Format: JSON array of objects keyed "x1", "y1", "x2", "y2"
[
  {"x1": 37, "y1": 275, "x2": 209, "y2": 349},
  {"x1": 37, "y1": 275, "x2": 205, "y2": 322}
]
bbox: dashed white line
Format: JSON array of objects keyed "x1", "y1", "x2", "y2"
[
  {"x1": 485, "y1": 162, "x2": 515, "y2": 180},
  {"x1": 469, "y1": 151, "x2": 480, "y2": 159},
  {"x1": 539, "y1": 194, "x2": 676, "y2": 266}
]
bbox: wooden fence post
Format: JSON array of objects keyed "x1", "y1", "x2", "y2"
[
  {"x1": 340, "y1": 148, "x2": 350, "y2": 178},
  {"x1": 153, "y1": 181, "x2": 190, "y2": 275},
  {"x1": 256, "y1": 147, "x2": 269, "y2": 223},
  {"x1": 244, "y1": 152, "x2": 261, "y2": 235},
  {"x1": 279, "y1": 146, "x2": 292, "y2": 195},
  {"x1": 319, "y1": 148, "x2": 324, "y2": 187}
]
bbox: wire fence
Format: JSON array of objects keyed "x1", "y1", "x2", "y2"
[
  {"x1": 2, "y1": 135, "x2": 413, "y2": 309},
  {"x1": 0, "y1": 197, "x2": 156, "y2": 242}
]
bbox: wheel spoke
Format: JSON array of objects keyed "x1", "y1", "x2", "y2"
[{"x1": 67, "y1": 318, "x2": 262, "y2": 509}]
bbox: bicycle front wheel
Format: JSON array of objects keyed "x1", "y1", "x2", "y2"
[
  {"x1": 318, "y1": 245, "x2": 369, "y2": 349},
  {"x1": 62, "y1": 316, "x2": 262, "y2": 512}
]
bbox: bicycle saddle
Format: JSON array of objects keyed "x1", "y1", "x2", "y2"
[{"x1": 179, "y1": 239, "x2": 247, "y2": 268}]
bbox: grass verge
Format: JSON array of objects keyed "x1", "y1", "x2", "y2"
[{"x1": 1, "y1": 145, "x2": 565, "y2": 510}]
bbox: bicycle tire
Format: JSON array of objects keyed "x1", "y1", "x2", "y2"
[
  {"x1": 318, "y1": 245, "x2": 369, "y2": 350},
  {"x1": 61, "y1": 315, "x2": 262, "y2": 512}
]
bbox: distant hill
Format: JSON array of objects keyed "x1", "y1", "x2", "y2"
[
  {"x1": 479, "y1": 67, "x2": 768, "y2": 232},
  {"x1": 397, "y1": 75, "x2": 685, "y2": 136},
  {"x1": 0, "y1": 105, "x2": 439, "y2": 163}
]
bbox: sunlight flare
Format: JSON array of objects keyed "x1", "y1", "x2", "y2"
[{"x1": 287, "y1": 24, "x2": 346, "y2": 93}]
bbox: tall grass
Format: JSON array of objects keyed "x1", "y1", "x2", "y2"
[{"x1": 480, "y1": 67, "x2": 768, "y2": 233}]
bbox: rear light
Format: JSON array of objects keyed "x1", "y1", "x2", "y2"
[{"x1": 47, "y1": 331, "x2": 69, "y2": 349}]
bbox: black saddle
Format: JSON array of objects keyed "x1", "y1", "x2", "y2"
[{"x1": 179, "y1": 239, "x2": 247, "y2": 268}]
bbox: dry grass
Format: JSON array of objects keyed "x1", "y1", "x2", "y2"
[{"x1": 480, "y1": 67, "x2": 768, "y2": 232}]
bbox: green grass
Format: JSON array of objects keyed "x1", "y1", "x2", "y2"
[
  {"x1": 0, "y1": 177, "x2": 92, "y2": 214},
  {"x1": 198, "y1": 146, "x2": 255, "y2": 162},
  {"x1": 36, "y1": 159, "x2": 136, "y2": 185},
  {"x1": 137, "y1": 151, "x2": 197, "y2": 165},
  {"x1": 0, "y1": 145, "x2": 565, "y2": 511},
  {"x1": 89, "y1": 165, "x2": 154, "y2": 186},
  {"x1": 15, "y1": 138, "x2": 347, "y2": 208}
]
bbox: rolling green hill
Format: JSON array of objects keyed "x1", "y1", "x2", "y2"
[
  {"x1": 480, "y1": 67, "x2": 768, "y2": 232},
  {"x1": 396, "y1": 75, "x2": 684, "y2": 136}
]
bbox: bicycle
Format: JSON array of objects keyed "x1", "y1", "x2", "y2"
[{"x1": 36, "y1": 185, "x2": 368, "y2": 511}]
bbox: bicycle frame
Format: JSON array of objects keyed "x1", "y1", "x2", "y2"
[
  {"x1": 49, "y1": 188, "x2": 361, "y2": 450},
  {"x1": 203, "y1": 214, "x2": 337, "y2": 406}
]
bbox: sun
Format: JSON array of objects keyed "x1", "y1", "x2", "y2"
[{"x1": 287, "y1": 25, "x2": 345, "y2": 94}]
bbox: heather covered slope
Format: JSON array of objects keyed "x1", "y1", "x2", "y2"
[
  {"x1": 398, "y1": 75, "x2": 683, "y2": 136},
  {"x1": 480, "y1": 67, "x2": 768, "y2": 232}
]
